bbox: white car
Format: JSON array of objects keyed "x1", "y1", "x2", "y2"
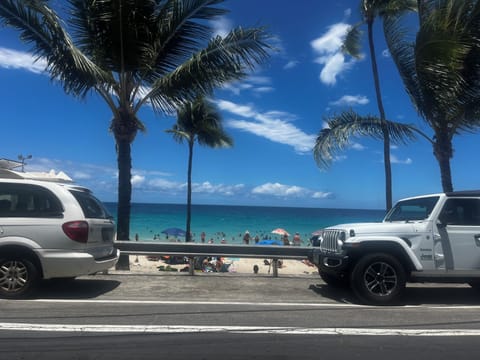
[
  {"x1": 311, "y1": 191, "x2": 480, "y2": 305},
  {"x1": 0, "y1": 168, "x2": 119, "y2": 298}
]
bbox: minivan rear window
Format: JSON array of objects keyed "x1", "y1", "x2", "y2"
[
  {"x1": 69, "y1": 190, "x2": 112, "y2": 219},
  {"x1": 0, "y1": 183, "x2": 64, "y2": 218}
]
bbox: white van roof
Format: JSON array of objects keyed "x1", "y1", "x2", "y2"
[{"x1": 0, "y1": 168, "x2": 73, "y2": 183}]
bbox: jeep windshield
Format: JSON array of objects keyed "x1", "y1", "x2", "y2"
[{"x1": 384, "y1": 196, "x2": 440, "y2": 222}]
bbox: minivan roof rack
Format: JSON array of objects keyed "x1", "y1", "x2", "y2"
[
  {"x1": 0, "y1": 158, "x2": 22, "y2": 170},
  {"x1": 0, "y1": 168, "x2": 74, "y2": 183}
]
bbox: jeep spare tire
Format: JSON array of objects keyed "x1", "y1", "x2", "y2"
[{"x1": 350, "y1": 253, "x2": 406, "y2": 305}]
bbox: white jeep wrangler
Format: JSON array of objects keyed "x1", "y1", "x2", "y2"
[
  {"x1": 0, "y1": 168, "x2": 119, "y2": 298},
  {"x1": 311, "y1": 191, "x2": 480, "y2": 305}
]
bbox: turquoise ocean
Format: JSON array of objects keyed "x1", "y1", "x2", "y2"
[{"x1": 104, "y1": 203, "x2": 386, "y2": 244}]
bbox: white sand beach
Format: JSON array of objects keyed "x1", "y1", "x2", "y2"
[{"x1": 116, "y1": 255, "x2": 318, "y2": 276}]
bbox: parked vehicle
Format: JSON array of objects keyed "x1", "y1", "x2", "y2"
[
  {"x1": 0, "y1": 168, "x2": 118, "y2": 298},
  {"x1": 311, "y1": 191, "x2": 480, "y2": 305}
]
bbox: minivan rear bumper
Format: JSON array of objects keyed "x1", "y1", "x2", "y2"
[{"x1": 36, "y1": 248, "x2": 120, "y2": 279}]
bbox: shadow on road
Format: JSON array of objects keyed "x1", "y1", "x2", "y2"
[
  {"x1": 309, "y1": 282, "x2": 480, "y2": 306},
  {"x1": 34, "y1": 278, "x2": 121, "y2": 299}
]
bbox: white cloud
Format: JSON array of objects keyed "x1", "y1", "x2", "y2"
[
  {"x1": 131, "y1": 174, "x2": 145, "y2": 186},
  {"x1": 217, "y1": 99, "x2": 315, "y2": 154},
  {"x1": 252, "y1": 182, "x2": 334, "y2": 200},
  {"x1": 311, "y1": 23, "x2": 355, "y2": 85},
  {"x1": 253, "y1": 86, "x2": 274, "y2": 94},
  {"x1": 252, "y1": 183, "x2": 309, "y2": 197},
  {"x1": 330, "y1": 95, "x2": 369, "y2": 107},
  {"x1": 391, "y1": 154, "x2": 413, "y2": 165},
  {"x1": 147, "y1": 178, "x2": 184, "y2": 191},
  {"x1": 211, "y1": 17, "x2": 233, "y2": 38},
  {"x1": 312, "y1": 191, "x2": 334, "y2": 199},
  {"x1": 192, "y1": 182, "x2": 245, "y2": 196},
  {"x1": 221, "y1": 74, "x2": 274, "y2": 95},
  {"x1": 0, "y1": 47, "x2": 46, "y2": 74},
  {"x1": 350, "y1": 142, "x2": 366, "y2": 151},
  {"x1": 283, "y1": 60, "x2": 299, "y2": 70}
]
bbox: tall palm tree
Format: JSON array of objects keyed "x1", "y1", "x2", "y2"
[
  {"x1": 342, "y1": 0, "x2": 417, "y2": 210},
  {"x1": 0, "y1": 0, "x2": 271, "y2": 269},
  {"x1": 384, "y1": 0, "x2": 480, "y2": 192},
  {"x1": 166, "y1": 95, "x2": 233, "y2": 243}
]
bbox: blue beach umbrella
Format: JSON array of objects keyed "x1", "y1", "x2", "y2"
[
  {"x1": 257, "y1": 239, "x2": 282, "y2": 246},
  {"x1": 161, "y1": 227, "x2": 187, "y2": 237}
]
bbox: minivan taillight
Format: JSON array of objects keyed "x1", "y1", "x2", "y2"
[{"x1": 62, "y1": 221, "x2": 89, "y2": 243}]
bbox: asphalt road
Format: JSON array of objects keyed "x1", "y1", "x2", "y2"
[{"x1": 2, "y1": 272, "x2": 480, "y2": 359}]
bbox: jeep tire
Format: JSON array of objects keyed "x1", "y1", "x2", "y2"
[
  {"x1": 350, "y1": 253, "x2": 406, "y2": 305},
  {"x1": 0, "y1": 257, "x2": 39, "y2": 299}
]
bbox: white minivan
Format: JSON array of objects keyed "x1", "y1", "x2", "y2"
[{"x1": 0, "y1": 168, "x2": 119, "y2": 298}]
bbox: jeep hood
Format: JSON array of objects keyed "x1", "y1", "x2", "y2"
[{"x1": 326, "y1": 221, "x2": 422, "y2": 236}]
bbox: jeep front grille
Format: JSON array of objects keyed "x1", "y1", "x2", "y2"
[{"x1": 320, "y1": 229, "x2": 344, "y2": 253}]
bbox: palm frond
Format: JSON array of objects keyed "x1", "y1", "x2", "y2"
[
  {"x1": 169, "y1": 95, "x2": 233, "y2": 149},
  {"x1": 143, "y1": 26, "x2": 272, "y2": 113},
  {"x1": 0, "y1": 0, "x2": 113, "y2": 96},
  {"x1": 383, "y1": 13, "x2": 427, "y2": 117},
  {"x1": 342, "y1": 23, "x2": 363, "y2": 59},
  {"x1": 313, "y1": 110, "x2": 418, "y2": 169},
  {"x1": 149, "y1": 0, "x2": 228, "y2": 77}
]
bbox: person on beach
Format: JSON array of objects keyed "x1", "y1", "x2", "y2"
[
  {"x1": 293, "y1": 232, "x2": 301, "y2": 246},
  {"x1": 243, "y1": 230, "x2": 251, "y2": 244},
  {"x1": 201, "y1": 231, "x2": 206, "y2": 243},
  {"x1": 282, "y1": 233, "x2": 290, "y2": 246},
  {"x1": 254, "y1": 234, "x2": 260, "y2": 244}
]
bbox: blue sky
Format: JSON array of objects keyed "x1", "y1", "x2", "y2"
[{"x1": 0, "y1": 0, "x2": 477, "y2": 210}]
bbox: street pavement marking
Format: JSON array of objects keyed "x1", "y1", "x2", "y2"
[
  {"x1": 4, "y1": 299, "x2": 480, "y2": 309},
  {"x1": 1, "y1": 322, "x2": 480, "y2": 336}
]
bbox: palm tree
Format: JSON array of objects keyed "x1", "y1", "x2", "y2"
[
  {"x1": 384, "y1": 0, "x2": 480, "y2": 192},
  {"x1": 342, "y1": 0, "x2": 417, "y2": 210},
  {"x1": 166, "y1": 95, "x2": 233, "y2": 243},
  {"x1": 0, "y1": 0, "x2": 271, "y2": 269}
]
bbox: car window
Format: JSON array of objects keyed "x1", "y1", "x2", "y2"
[
  {"x1": 0, "y1": 183, "x2": 63, "y2": 218},
  {"x1": 69, "y1": 190, "x2": 112, "y2": 219},
  {"x1": 439, "y1": 198, "x2": 480, "y2": 226},
  {"x1": 384, "y1": 196, "x2": 440, "y2": 222}
]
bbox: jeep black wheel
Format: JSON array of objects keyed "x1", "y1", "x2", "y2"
[
  {"x1": 0, "y1": 258, "x2": 39, "y2": 299},
  {"x1": 319, "y1": 270, "x2": 349, "y2": 288},
  {"x1": 350, "y1": 253, "x2": 406, "y2": 305}
]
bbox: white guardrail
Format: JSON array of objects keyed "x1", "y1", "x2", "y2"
[{"x1": 115, "y1": 241, "x2": 313, "y2": 277}]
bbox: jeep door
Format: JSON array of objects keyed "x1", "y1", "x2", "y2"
[{"x1": 437, "y1": 198, "x2": 480, "y2": 270}]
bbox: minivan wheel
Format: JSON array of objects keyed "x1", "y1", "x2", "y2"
[
  {"x1": 0, "y1": 258, "x2": 39, "y2": 299},
  {"x1": 350, "y1": 253, "x2": 406, "y2": 305}
]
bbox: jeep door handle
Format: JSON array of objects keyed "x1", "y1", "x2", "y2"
[{"x1": 475, "y1": 234, "x2": 480, "y2": 247}]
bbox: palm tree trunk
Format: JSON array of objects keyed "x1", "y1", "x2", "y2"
[
  {"x1": 115, "y1": 137, "x2": 132, "y2": 270},
  {"x1": 185, "y1": 139, "x2": 194, "y2": 242},
  {"x1": 434, "y1": 133, "x2": 454, "y2": 193},
  {"x1": 368, "y1": 19, "x2": 393, "y2": 211}
]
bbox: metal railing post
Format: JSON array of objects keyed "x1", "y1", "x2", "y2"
[
  {"x1": 272, "y1": 258, "x2": 278, "y2": 277},
  {"x1": 188, "y1": 257, "x2": 195, "y2": 276}
]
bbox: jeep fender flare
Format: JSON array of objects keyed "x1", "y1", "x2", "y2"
[{"x1": 345, "y1": 236, "x2": 423, "y2": 271}]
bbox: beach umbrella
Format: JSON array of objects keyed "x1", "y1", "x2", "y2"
[
  {"x1": 257, "y1": 239, "x2": 282, "y2": 246},
  {"x1": 161, "y1": 227, "x2": 187, "y2": 237},
  {"x1": 271, "y1": 228, "x2": 290, "y2": 236}
]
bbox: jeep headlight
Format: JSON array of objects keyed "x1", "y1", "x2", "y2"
[{"x1": 337, "y1": 231, "x2": 346, "y2": 247}]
